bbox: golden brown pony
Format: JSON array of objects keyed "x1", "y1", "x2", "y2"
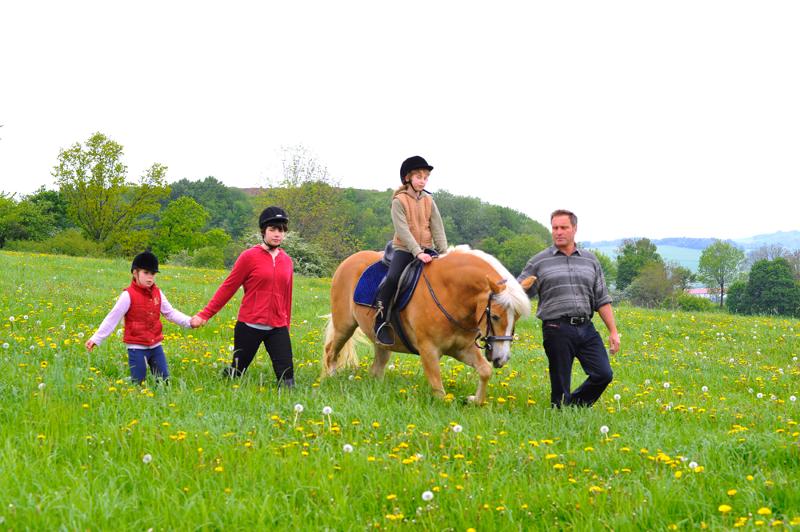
[{"x1": 321, "y1": 246, "x2": 533, "y2": 403}]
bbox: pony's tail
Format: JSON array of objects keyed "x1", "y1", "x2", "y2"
[{"x1": 320, "y1": 314, "x2": 365, "y2": 378}]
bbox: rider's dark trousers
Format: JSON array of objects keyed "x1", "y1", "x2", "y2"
[{"x1": 375, "y1": 249, "x2": 415, "y2": 316}]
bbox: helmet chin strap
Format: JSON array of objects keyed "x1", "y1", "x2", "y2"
[{"x1": 263, "y1": 236, "x2": 280, "y2": 250}]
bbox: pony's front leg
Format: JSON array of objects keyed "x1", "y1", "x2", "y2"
[
  {"x1": 463, "y1": 347, "x2": 493, "y2": 405},
  {"x1": 419, "y1": 345, "x2": 446, "y2": 398}
]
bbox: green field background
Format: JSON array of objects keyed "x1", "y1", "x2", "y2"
[{"x1": 1, "y1": 251, "x2": 798, "y2": 530}]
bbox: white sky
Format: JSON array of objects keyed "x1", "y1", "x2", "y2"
[{"x1": 1, "y1": 1, "x2": 798, "y2": 242}]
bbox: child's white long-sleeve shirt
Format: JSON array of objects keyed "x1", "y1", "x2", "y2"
[{"x1": 89, "y1": 290, "x2": 191, "y2": 349}]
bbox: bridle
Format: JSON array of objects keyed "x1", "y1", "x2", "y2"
[{"x1": 422, "y1": 273, "x2": 517, "y2": 362}]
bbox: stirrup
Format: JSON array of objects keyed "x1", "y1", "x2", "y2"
[{"x1": 375, "y1": 322, "x2": 395, "y2": 346}]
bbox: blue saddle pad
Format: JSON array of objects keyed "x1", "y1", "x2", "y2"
[{"x1": 354, "y1": 260, "x2": 417, "y2": 311}]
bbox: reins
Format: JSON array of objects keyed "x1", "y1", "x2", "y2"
[{"x1": 421, "y1": 272, "x2": 517, "y2": 361}]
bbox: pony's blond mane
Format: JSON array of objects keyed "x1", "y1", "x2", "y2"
[{"x1": 442, "y1": 245, "x2": 531, "y2": 317}]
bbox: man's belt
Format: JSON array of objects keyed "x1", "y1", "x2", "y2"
[{"x1": 545, "y1": 316, "x2": 590, "y2": 325}]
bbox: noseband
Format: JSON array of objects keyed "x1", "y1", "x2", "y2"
[{"x1": 422, "y1": 273, "x2": 517, "y2": 362}]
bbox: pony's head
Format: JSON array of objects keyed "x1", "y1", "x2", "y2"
[{"x1": 449, "y1": 246, "x2": 532, "y2": 368}]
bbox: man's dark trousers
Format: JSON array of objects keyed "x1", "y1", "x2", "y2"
[{"x1": 542, "y1": 319, "x2": 613, "y2": 407}]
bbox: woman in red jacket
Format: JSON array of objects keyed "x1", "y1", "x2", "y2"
[{"x1": 191, "y1": 207, "x2": 295, "y2": 387}]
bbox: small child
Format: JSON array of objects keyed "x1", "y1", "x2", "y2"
[{"x1": 85, "y1": 250, "x2": 193, "y2": 384}]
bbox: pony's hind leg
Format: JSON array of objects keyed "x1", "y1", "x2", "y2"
[{"x1": 369, "y1": 346, "x2": 392, "y2": 378}]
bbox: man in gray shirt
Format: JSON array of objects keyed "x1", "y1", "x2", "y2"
[{"x1": 517, "y1": 209, "x2": 620, "y2": 407}]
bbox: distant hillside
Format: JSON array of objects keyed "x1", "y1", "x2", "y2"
[{"x1": 584, "y1": 231, "x2": 800, "y2": 272}]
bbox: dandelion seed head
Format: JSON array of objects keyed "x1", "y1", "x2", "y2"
[
  {"x1": 38, "y1": 382, "x2": 45, "y2": 390},
  {"x1": 142, "y1": 453, "x2": 152, "y2": 464},
  {"x1": 756, "y1": 392, "x2": 763, "y2": 399},
  {"x1": 343, "y1": 444, "x2": 353, "y2": 453},
  {"x1": 452, "y1": 424, "x2": 463, "y2": 433},
  {"x1": 689, "y1": 461, "x2": 698, "y2": 469},
  {"x1": 644, "y1": 379, "x2": 651, "y2": 385},
  {"x1": 600, "y1": 425, "x2": 609, "y2": 434},
  {"x1": 421, "y1": 491, "x2": 434, "y2": 502},
  {"x1": 790, "y1": 395, "x2": 797, "y2": 402},
  {"x1": 2, "y1": 343, "x2": 8, "y2": 349},
  {"x1": 613, "y1": 394, "x2": 621, "y2": 401},
  {"x1": 294, "y1": 403, "x2": 304, "y2": 413},
  {"x1": 663, "y1": 382, "x2": 670, "y2": 389},
  {"x1": 322, "y1": 406, "x2": 333, "y2": 415},
  {"x1": 701, "y1": 385, "x2": 708, "y2": 393},
  {"x1": 9, "y1": 316, "x2": 15, "y2": 322}
]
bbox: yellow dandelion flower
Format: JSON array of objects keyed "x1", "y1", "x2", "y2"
[
  {"x1": 674, "y1": 471, "x2": 683, "y2": 479},
  {"x1": 727, "y1": 489, "x2": 737, "y2": 496},
  {"x1": 718, "y1": 504, "x2": 732, "y2": 513},
  {"x1": 757, "y1": 507, "x2": 772, "y2": 516},
  {"x1": 588, "y1": 486, "x2": 605, "y2": 493},
  {"x1": 386, "y1": 494, "x2": 397, "y2": 500},
  {"x1": 553, "y1": 463, "x2": 565, "y2": 470}
]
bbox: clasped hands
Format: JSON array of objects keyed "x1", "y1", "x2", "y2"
[{"x1": 190, "y1": 315, "x2": 208, "y2": 328}]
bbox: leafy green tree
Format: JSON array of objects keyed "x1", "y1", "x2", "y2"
[
  {"x1": 26, "y1": 187, "x2": 70, "y2": 233},
  {"x1": 52, "y1": 132, "x2": 169, "y2": 242},
  {"x1": 152, "y1": 196, "x2": 210, "y2": 259},
  {"x1": 494, "y1": 233, "x2": 547, "y2": 276},
  {"x1": 168, "y1": 177, "x2": 252, "y2": 238},
  {"x1": 697, "y1": 240, "x2": 745, "y2": 308},
  {"x1": 741, "y1": 258, "x2": 800, "y2": 317},
  {"x1": 626, "y1": 261, "x2": 673, "y2": 308},
  {"x1": 615, "y1": 238, "x2": 663, "y2": 291},
  {"x1": 725, "y1": 280, "x2": 748, "y2": 314},
  {"x1": 589, "y1": 249, "x2": 617, "y2": 287},
  {"x1": 0, "y1": 194, "x2": 18, "y2": 248}
]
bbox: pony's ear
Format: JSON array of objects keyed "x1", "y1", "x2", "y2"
[
  {"x1": 520, "y1": 276, "x2": 537, "y2": 291},
  {"x1": 486, "y1": 276, "x2": 506, "y2": 294}
]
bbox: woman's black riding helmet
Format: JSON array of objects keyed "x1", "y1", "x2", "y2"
[{"x1": 259, "y1": 206, "x2": 289, "y2": 230}]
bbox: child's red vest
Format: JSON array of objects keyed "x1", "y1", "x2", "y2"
[{"x1": 124, "y1": 281, "x2": 163, "y2": 346}]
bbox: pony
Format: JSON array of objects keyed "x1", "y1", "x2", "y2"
[{"x1": 321, "y1": 245, "x2": 534, "y2": 404}]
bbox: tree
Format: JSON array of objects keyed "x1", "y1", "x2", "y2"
[
  {"x1": 260, "y1": 145, "x2": 360, "y2": 261},
  {"x1": 740, "y1": 258, "x2": 800, "y2": 317},
  {"x1": 52, "y1": 132, "x2": 169, "y2": 242},
  {"x1": 493, "y1": 233, "x2": 547, "y2": 277},
  {"x1": 615, "y1": 238, "x2": 663, "y2": 291},
  {"x1": 625, "y1": 261, "x2": 690, "y2": 308},
  {"x1": 168, "y1": 177, "x2": 252, "y2": 238},
  {"x1": 697, "y1": 240, "x2": 745, "y2": 308},
  {"x1": 589, "y1": 249, "x2": 617, "y2": 287},
  {"x1": 151, "y1": 196, "x2": 210, "y2": 259},
  {"x1": 0, "y1": 193, "x2": 54, "y2": 246}
]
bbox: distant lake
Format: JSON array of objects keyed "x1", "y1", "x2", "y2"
[{"x1": 588, "y1": 244, "x2": 701, "y2": 272}]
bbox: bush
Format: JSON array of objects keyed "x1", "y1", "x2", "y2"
[
  {"x1": 6, "y1": 228, "x2": 104, "y2": 257},
  {"x1": 192, "y1": 246, "x2": 225, "y2": 269},
  {"x1": 281, "y1": 232, "x2": 333, "y2": 277},
  {"x1": 675, "y1": 293, "x2": 715, "y2": 312}
]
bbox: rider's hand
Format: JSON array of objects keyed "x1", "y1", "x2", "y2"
[{"x1": 416, "y1": 252, "x2": 433, "y2": 264}]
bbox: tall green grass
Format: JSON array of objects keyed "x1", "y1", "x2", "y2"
[{"x1": 1, "y1": 250, "x2": 798, "y2": 529}]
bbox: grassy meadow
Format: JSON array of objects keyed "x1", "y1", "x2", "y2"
[{"x1": 1, "y1": 250, "x2": 799, "y2": 530}]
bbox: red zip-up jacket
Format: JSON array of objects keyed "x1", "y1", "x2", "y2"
[{"x1": 198, "y1": 246, "x2": 293, "y2": 327}]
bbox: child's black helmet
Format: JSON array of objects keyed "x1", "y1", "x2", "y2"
[
  {"x1": 131, "y1": 250, "x2": 159, "y2": 273},
  {"x1": 400, "y1": 156, "x2": 433, "y2": 183},
  {"x1": 259, "y1": 206, "x2": 289, "y2": 230}
]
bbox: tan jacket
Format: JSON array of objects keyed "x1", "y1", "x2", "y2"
[{"x1": 391, "y1": 186, "x2": 448, "y2": 256}]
